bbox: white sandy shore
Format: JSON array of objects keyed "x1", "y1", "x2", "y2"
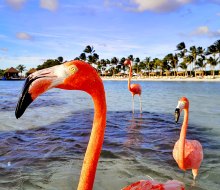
[{"x1": 101, "y1": 76, "x2": 220, "y2": 82}]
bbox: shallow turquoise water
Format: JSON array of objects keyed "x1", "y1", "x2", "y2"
[{"x1": 0, "y1": 80, "x2": 220, "y2": 189}]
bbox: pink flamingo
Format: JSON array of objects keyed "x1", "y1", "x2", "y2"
[
  {"x1": 124, "y1": 59, "x2": 142, "y2": 114},
  {"x1": 15, "y1": 60, "x2": 184, "y2": 190},
  {"x1": 173, "y1": 97, "x2": 203, "y2": 180},
  {"x1": 122, "y1": 179, "x2": 185, "y2": 190}
]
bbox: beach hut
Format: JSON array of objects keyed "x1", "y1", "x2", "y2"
[
  {"x1": 177, "y1": 71, "x2": 186, "y2": 76},
  {"x1": 149, "y1": 72, "x2": 156, "y2": 77},
  {"x1": 195, "y1": 70, "x2": 204, "y2": 77},
  {"x1": 163, "y1": 70, "x2": 171, "y2": 77},
  {"x1": 26, "y1": 68, "x2": 37, "y2": 77},
  {"x1": 4, "y1": 67, "x2": 19, "y2": 79}
]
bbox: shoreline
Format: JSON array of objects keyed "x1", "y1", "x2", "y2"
[{"x1": 101, "y1": 76, "x2": 220, "y2": 82}]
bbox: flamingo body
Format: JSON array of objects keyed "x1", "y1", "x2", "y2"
[
  {"x1": 130, "y1": 83, "x2": 142, "y2": 96},
  {"x1": 173, "y1": 139, "x2": 203, "y2": 172},
  {"x1": 122, "y1": 180, "x2": 185, "y2": 190},
  {"x1": 173, "y1": 97, "x2": 203, "y2": 179}
]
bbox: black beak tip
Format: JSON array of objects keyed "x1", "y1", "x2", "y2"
[
  {"x1": 174, "y1": 108, "x2": 180, "y2": 124},
  {"x1": 15, "y1": 109, "x2": 22, "y2": 119},
  {"x1": 15, "y1": 91, "x2": 33, "y2": 119}
]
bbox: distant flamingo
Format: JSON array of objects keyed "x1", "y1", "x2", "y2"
[
  {"x1": 124, "y1": 59, "x2": 142, "y2": 114},
  {"x1": 15, "y1": 60, "x2": 184, "y2": 190},
  {"x1": 173, "y1": 97, "x2": 203, "y2": 180}
]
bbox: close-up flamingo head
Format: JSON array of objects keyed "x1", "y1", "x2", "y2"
[
  {"x1": 15, "y1": 60, "x2": 102, "y2": 119},
  {"x1": 124, "y1": 59, "x2": 132, "y2": 66},
  {"x1": 175, "y1": 97, "x2": 189, "y2": 123}
]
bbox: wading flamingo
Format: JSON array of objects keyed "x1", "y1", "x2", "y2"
[
  {"x1": 124, "y1": 59, "x2": 142, "y2": 114},
  {"x1": 173, "y1": 97, "x2": 203, "y2": 180},
  {"x1": 15, "y1": 60, "x2": 184, "y2": 190}
]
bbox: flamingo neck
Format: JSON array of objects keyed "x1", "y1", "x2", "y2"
[
  {"x1": 77, "y1": 83, "x2": 107, "y2": 190},
  {"x1": 178, "y1": 108, "x2": 188, "y2": 170},
  {"x1": 128, "y1": 64, "x2": 132, "y2": 91}
]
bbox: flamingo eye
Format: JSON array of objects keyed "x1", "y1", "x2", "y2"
[
  {"x1": 177, "y1": 101, "x2": 186, "y2": 110},
  {"x1": 68, "y1": 65, "x2": 78, "y2": 75}
]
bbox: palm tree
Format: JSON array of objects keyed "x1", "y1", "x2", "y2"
[
  {"x1": 110, "y1": 57, "x2": 118, "y2": 76},
  {"x1": 82, "y1": 45, "x2": 99, "y2": 65},
  {"x1": 134, "y1": 57, "x2": 140, "y2": 75},
  {"x1": 206, "y1": 45, "x2": 217, "y2": 56},
  {"x1": 176, "y1": 42, "x2": 186, "y2": 51},
  {"x1": 189, "y1": 46, "x2": 197, "y2": 76},
  {"x1": 128, "y1": 55, "x2": 134, "y2": 61},
  {"x1": 206, "y1": 57, "x2": 219, "y2": 77},
  {"x1": 93, "y1": 53, "x2": 99, "y2": 63},
  {"x1": 179, "y1": 62, "x2": 187, "y2": 76},
  {"x1": 57, "y1": 56, "x2": 63, "y2": 63},
  {"x1": 83, "y1": 45, "x2": 95, "y2": 54},
  {"x1": 214, "y1": 40, "x2": 220, "y2": 56},
  {"x1": 164, "y1": 53, "x2": 178, "y2": 76},
  {"x1": 214, "y1": 40, "x2": 220, "y2": 70},
  {"x1": 195, "y1": 55, "x2": 206, "y2": 72},
  {"x1": 79, "y1": 53, "x2": 86, "y2": 61},
  {"x1": 16, "y1": 64, "x2": 26, "y2": 77},
  {"x1": 184, "y1": 55, "x2": 193, "y2": 76},
  {"x1": 176, "y1": 42, "x2": 187, "y2": 74},
  {"x1": 144, "y1": 57, "x2": 151, "y2": 76},
  {"x1": 153, "y1": 58, "x2": 164, "y2": 76}
]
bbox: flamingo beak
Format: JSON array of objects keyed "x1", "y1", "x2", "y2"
[
  {"x1": 15, "y1": 66, "x2": 60, "y2": 119},
  {"x1": 175, "y1": 108, "x2": 180, "y2": 123}
]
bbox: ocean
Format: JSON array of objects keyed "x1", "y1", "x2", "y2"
[{"x1": 0, "y1": 80, "x2": 220, "y2": 190}]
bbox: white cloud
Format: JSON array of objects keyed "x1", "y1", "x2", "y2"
[
  {"x1": 0, "y1": 48, "x2": 8, "y2": 52},
  {"x1": 133, "y1": 0, "x2": 193, "y2": 12},
  {"x1": 105, "y1": 0, "x2": 194, "y2": 12},
  {"x1": 6, "y1": 0, "x2": 26, "y2": 9},
  {"x1": 191, "y1": 26, "x2": 209, "y2": 35},
  {"x1": 16, "y1": 32, "x2": 32, "y2": 40},
  {"x1": 191, "y1": 26, "x2": 220, "y2": 37},
  {"x1": 40, "y1": 0, "x2": 58, "y2": 11}
]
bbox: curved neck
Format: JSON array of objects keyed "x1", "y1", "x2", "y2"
[
  {"x1": 128, "y1": 64, "x2": 132, "y2": 91},
  {"x1": 178, "y1": 108, "x2": 188, "y2": 169},
  {"x1": 77, "y1": 82, "x2": 107, "y2": 190}
]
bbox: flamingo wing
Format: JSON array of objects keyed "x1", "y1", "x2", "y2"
[
  {"x1": 173, "y1": 139, "x2": 203, "y2": 169},
  {"x1": 130, "y1": 84, "x2": 142, "y2": 95},
  {"x1": 122, "y1": 180, "x2": 185, "y2": 190}
]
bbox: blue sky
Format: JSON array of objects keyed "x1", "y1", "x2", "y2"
[{"x1": 0, "y1": 0, "x2": 220, "y2": 70}]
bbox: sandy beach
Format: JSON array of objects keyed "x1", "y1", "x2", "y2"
[{"x1": 101, "y1": 75, "x2": 220, "y2": 82}]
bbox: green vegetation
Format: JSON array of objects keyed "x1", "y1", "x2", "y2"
[
  {"x1": 16, "y1": 64, "x2": 26, "y2": 76},
  {"x1": 0, "y1": 69, "x2": 4, "y2": 77},
  {"x1": 1, "y1": 40, "x2": 220, "y2": 78},
  {"x1": 36, "y1": 56, "x2": 64, "y2": 70}
]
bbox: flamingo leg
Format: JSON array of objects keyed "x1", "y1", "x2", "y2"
[
  {"x1": 132, "y1": 95, "x2": 134, "y2": 114},
  {"x1": 192, "y1": 168, "x2": 198, "y2": 180},
  {"x1": 139, "y1": 95, "x2": 142, "y2": 114}
]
